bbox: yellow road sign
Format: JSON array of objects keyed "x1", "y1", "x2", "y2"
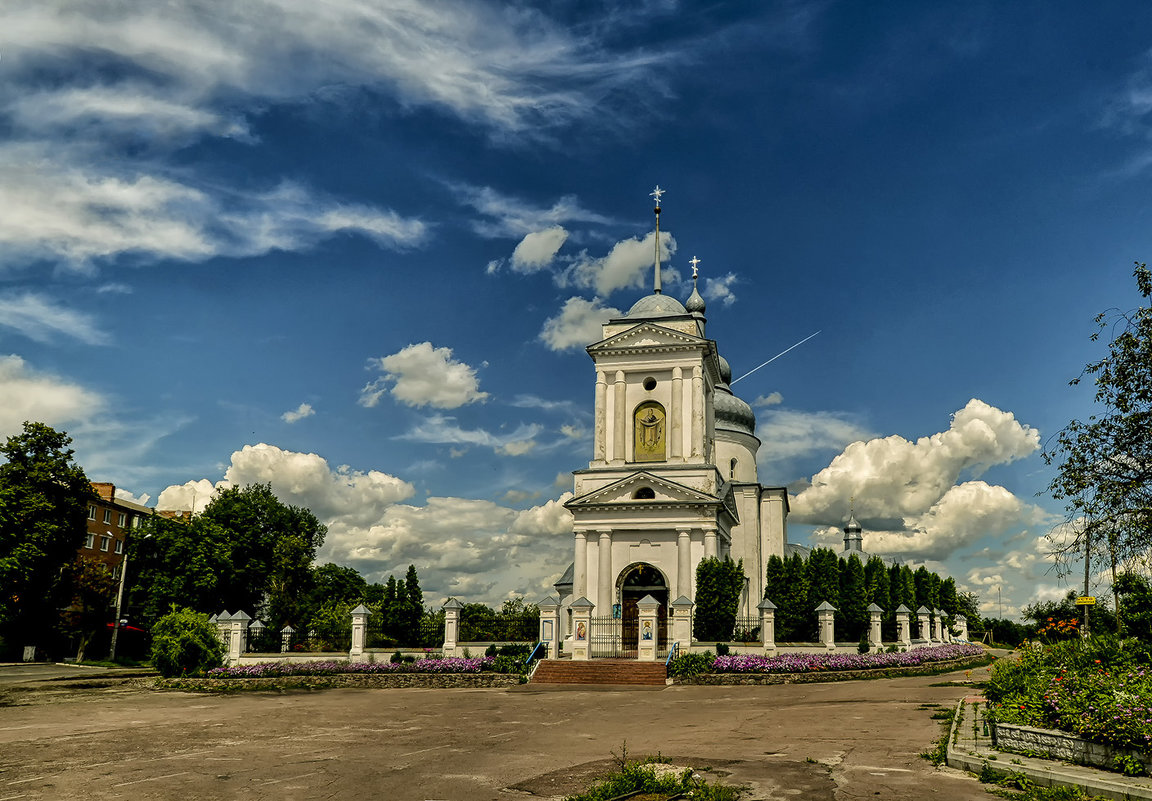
[{"x1": 1075, "y1": 596, "x2": 1096, "y2": 606}]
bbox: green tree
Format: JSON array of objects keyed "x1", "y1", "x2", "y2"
[
  {"x1": 805, "y1": 548, "x2": 839, "y2": 608},
  {"x1": 1044, "y1": 263, "x2": 1152, "y2": 592},
  {"x1": 0, "y1": 422, "x2": 95, "y2": 655},
  {"x1": 838, "y1": 554, "x2": 868, "y2": 641},
  {"x1": 403, "y1": 564, "x2": 424, "y2": 644},
  {"x1": 864, "y1": 556, "x2": 893, "y2": 639},
  {"x1": 1114, "y1": 572, "x2": 1152, "y2": 641},
  {"x1": 693, "y1": 556, "x2": 744, "y2": 641},
  {"x1": 913, "y1": 566, "x2": 934, "y2": 610},
  {"x1": 776, "y1": 553, "x2": 810, "y2": 641},
  {"x1": 939, "y1": 577, "x2": 959, "y2": 617},
  {"x1": 128, "y1": 514, "x2": 233, "y2": 629},
  {"x1": 60, "y1": 557, "x2": 117, "y2": 662},
  {"x1": 200, "y1": 484, "x2": 326, "y2": 618}
]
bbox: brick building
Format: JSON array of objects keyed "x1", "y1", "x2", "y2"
[{"x1": 81, "y1": 483, "x2": 153, "y2": 578}]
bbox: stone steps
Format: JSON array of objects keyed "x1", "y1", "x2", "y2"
[{"x1": 531, "y1": 659, "x2": 668, "y2": 686}]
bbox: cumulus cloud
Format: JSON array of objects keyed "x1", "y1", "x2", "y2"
[
  {"x1": 702, "y1": 272, "x2": 738, "y2": 306},
  {"x1": 158, "y1": 441, "x2": 575, "y2": 604},
  {"x1": 563, "y1": 231, "x2": 675, "y2": 297},
  {"x1": 281, "y1": 403, "x2": 315, "y2": 423},
  {"x1": 791, "y1": 399, "x2": 1040, "y2": 525},
  {"x1": 511, "y1": 226, "x2": 569, "y2": 272},
  {"x1": 0, "y1": 354, "x2": 107, "y2": 438},
  {"x1": 539, "y1": 296, "x2": 622, "y2": 351},
  {"x1": 114, "y1": 487, "x2": 152, "y2": 506},
  {"x1": 753, "y1": 392, "x2": 783, "y2": 407},
  {"x1": 755, "y1": 409, "x2": 874, "y2": 464},
  {"x1": 398, "y1": 414, "x2": 542, "y2": 456},
  {"x1": 0, "y1": 292, "x2": 110, "y2": 345},
  {"x1": 360, "y1": 342, "x2": 489, "y2": 409}
]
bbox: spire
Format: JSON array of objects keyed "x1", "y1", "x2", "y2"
[
  {"x1": 844, "y1": 499, "x2": 863, "y2": 552},
  {"x1": 650, "y1": 185, "x2": 664, "y2": 294}
]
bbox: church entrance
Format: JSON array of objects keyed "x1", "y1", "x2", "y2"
[{"x1": 619, "y1": 563, "x2": 668, "y2": 655}]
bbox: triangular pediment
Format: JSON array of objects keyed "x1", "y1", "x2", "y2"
[
  {"x1": 565, "y1": 471, "x2": 720, "y2": 508},
  {"x1": 588, "y1": 322, "x2": 707, "y2": 353}
]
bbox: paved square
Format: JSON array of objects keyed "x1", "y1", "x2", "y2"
[{"x1": 0, "y1": 667, "x2": 991, "y2": 800}]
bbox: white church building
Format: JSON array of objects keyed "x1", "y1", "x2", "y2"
[{"x1": 552, "y1": 191, "x2": 791, "y2": 652}]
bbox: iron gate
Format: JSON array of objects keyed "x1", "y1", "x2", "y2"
[{"x1": 588, "y1": 616, "x2": 637, "y2": 658}]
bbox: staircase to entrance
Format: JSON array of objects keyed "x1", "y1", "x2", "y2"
[{"x1": 530, "y1": 659, "x2": 668, "y2": 686}]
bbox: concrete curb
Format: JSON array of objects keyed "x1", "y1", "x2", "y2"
[{"x1": 946, "y1": 698, "x2": 1152, "y2": 801}]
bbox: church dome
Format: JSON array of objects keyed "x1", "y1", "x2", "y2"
[
  {"x1": 685, "y1": 285, "x2": 706, "y2": 314},
  {"x1": 714, "y1": 356, "x2": 756, "y2": 436},
  {"x1": 627, "y1": 293, "x2": 688, "y2": 318}
]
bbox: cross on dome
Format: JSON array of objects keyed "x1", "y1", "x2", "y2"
[
  {"x1": 650, "y1": 185, "x2": 664, "y2": 206},
  {"x1": 689, "y1": 256, "x2": 700, "y2": 279}
]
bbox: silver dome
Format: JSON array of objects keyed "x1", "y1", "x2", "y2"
[
  {"x1": 685, "y1": 286, "x2": 706, "y2": 314},
  {"x1": 627, "y1": 293, "x2": 688, "y2": 318},
  {"x1": 714, "y1": 356, "x2": 755, "y2": 435}
]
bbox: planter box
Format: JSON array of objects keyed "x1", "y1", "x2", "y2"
[{"x1": 992, "y1": 721, "x2": 1152, "y2": 773}]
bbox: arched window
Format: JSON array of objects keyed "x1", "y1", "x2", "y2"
[
  {"x1": 730, "y1": 458, "x2": 738, "y2": 479},
  {"x1": 633, "y1": 401, "x2": 666, "y2": 462},
  {"x1": 633, "y1": 487, "x2": 655, "y2": 499}
]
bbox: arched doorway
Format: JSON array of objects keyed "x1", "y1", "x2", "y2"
[{"x1": 618, "y1": 563, "x2": 668, "y2": 654}]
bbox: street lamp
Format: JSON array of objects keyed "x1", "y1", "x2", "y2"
[{"x1": 109, "y1": 532, "x2": 150, "y2": 661}]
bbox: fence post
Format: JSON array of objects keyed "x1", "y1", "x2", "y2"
[
  {"x1": 281, "y1": 625, "x2": 294, "y2": 653},
  {"x1": 932, "y1": 609, "x2": 944, "y2": 643},
  {"x1": 895, "y1": 605, "x2": 911, "y2": 649},
  {"x1": 670, "y1": 595, "x2": 693, "y2": 650},
  {"x1": 816, "y1": 601, "x2": 837, "y2": 650},
  {"x1": 954, "y1": 614, "x2": 968, "y2": 641},
  {"x1": 442, "y1": 598, "x2": 462, "y2": 657},
  {"x1": 637, "y1": 595, "x2": 659, "y2": 661},
  {"x1": 229, "y1": 611, "x2": 250, "y2": 664},
  {"x1": 757, "y1": 598, "x2": 776, "y2": 655},
  {"x1": 350, "y1": 604, "x2": 369, "y2": 660},
  {"x1": 215, "y1": 611, "x2": 231, "y2": 648},
  {"x1": 867, "y1": 603, "x2": 883, "y2": 652},
  {"x1": 538, "y1": 595, "x2": 560, "y2": 659},
  {"x1": 570, "y1": 597, "x2": 594, "y2": 661},
  {"x1": 916, "y1": 606, "x2": 931, "y2": 645}
]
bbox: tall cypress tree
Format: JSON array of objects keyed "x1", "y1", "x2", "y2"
[
  {"x1": 404, "y1": 564, "x2": 423, "y2": 645},
  {"x1": 866, "y1": 556, "x2": 893, "y2": 639},
  {"x1": 779, "y1": 554, "x2": 809, "y2": 641},
  {"x1": 914, "y1": 566, "x2": 932, "y2": 610},
  {"x1": 382, "y1": 575, "x2": 398, "y2": 639},
  {"x1": 839, "y1": 554, "x2": 868, "y2": 641}
]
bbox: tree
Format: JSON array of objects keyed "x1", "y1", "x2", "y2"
[
  {"x1": 838, "y1": 555, "x2": 868, "y2": 641},
  {"x1": 864, "y1": 556, "x2": 893, "y2": 639},
  {"x1": 805, "y1": 548, "x2": 840, "y2": 609},
  {"x1": 403, "y1": 565, "x2": 424, "y2": 644},
  {"x1": 128, "y1": 514, "x2": 234, "y2": 628},
  {"x1": 61, "y1": 557, "x2": 117, "y2": 662},
  {"x1": 150, "y1": 607, "x2": 225, "y2": 677},
  {"x1": 1044, "y1": 263, "x2": 1152, "y2": 589},
  {"x1": 693, "y1": 556, "x2": 744, "y2": 641},
  {"x1": 0, "y1": 422, "x2": 95, "y2": 654},
  {"x1": 775, "y1": 553, "x2": 810, "y2": 641},
  {"x1": 200, "y1": 484, "x2": 326, "y2": 618},
  {"x1": 1114, "y1": 572, "x2": 1152, "y2": 640}
]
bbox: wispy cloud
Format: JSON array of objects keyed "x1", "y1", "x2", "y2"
[{"x1": 0, "y1": 292, "x2": 110, "y2": 345}]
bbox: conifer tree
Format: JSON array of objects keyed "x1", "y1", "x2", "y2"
[
  {"x1": 839, "y1": 554, "x2": 868, "y2": 640},
  {"x1": 404, "y1": 564, "x2": 423, "y2": 645},
  {"x1": 693, "y1": 557, "x2": 744, "y2": 641},
  {"x1": 778, "y1": 554, "x2": 809, "y2": 641}
]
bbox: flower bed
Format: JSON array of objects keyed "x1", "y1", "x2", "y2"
[
  {"x1": 708, "y1": 643, "x2": 984, "y2": 674},
  {"x1": 206, "y1": 656, "x2": 498, "y2": 679},
  {"x1": 985, "y1": 636, "x2": 1152, "y2": 754}
]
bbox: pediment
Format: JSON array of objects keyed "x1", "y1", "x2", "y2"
[
  {"x1": 565, "y1": 471, "x2": 719, "y2": 508},
  {"x1": 588, "y1": 322, "x2": 707, "y2": 353}
]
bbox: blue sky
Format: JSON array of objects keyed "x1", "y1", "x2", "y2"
[{"x1": 2, "y1": 1, "x2": 1151, "y2": 618}]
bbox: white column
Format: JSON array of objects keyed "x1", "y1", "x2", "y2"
[
  {"x1": 670, "y1": 366, "x2": 683, "y2": 461},
  {"x1": 896, "y1": 605, "x2": 911, "y2": 648},
  {"x1": 442, "y1": 599, "x2": 461, "y2": 657},
  {"x1": 867, "y1": 603, "x2": 883, "y2": 653},
  {"x1": 758, "y1": 599, "x2": 777, "y2": 655},
  {"x1": 538, "y1": 596, "x2": 560, "y2": 659},
  {"x1": 574, "y1": 530, "x2": 588, "y2": 599},
  {"x1": 613, "y1": 371, "x2": 627, "y2": 463},
  {"x1": 350, "y1": 604, "x2": 369, "y2": 659},
  {"x1": 571, "y1": 598, "x2": 594, "y2": 661},
  {"x1": 597, "y1": 530, "x2": 613, "y2": 614},
  {"x1": 677, "y1": 528, "x2": 691, "y2": 598},
  {"x1": 637, "y1": 595, "x2": 659, "y2": 661},
  {"x1": 704, "y1": 528, "x2": 718, "y2": 559},
  {"x1": 594, "y1": 371, "x2": 607, "y2": 464},
  {"x1": 690, "y1": 365, "x2": 703, "y2": 458}
]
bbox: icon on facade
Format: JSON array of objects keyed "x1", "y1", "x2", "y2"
[
  {"x1": 642, "y1": 620, "x2": 653, "y2": 640},
  {"x1": 576, "y1": 621, "x2": 587, "y2": 641}
]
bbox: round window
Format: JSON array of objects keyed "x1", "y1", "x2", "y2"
[{"x1": 643, "y1": 377, "x2": 657, "y2": 391}]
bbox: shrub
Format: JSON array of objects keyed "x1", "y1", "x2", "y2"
[
  {"x1": 150, "y1": 607, "x2": 226, "y2": 678},
  {"x1": 667, "y1": 651, "x2": 716, "y2": 678},
  {"x1": 715, "y1": 642, "x2": 730, "y2": 656}
]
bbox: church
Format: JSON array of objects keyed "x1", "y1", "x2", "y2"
[{"x1": 552, "y1": 189, "x2": 792, "y2": 652}]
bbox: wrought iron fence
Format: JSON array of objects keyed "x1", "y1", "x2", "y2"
[{"x1": 730, "y1": 616, "x2": 762, "y2": 643}]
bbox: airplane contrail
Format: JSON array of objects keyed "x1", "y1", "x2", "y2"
[{"x1": 731, "y1": 330, "x2": 821, "y2": 385}]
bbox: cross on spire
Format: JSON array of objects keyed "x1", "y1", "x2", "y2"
[
  {"x1": 650, "y1": 185, "x2": 664, "y2": 207},
  {"x1": 689, "y1": 255, "x2": 700, "y2": 280},
  {"x1": 650, "y1": 186, "x2": 665, "y2": 294}
]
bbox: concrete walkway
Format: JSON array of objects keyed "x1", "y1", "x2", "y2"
[
  {"x1": 948, "y1": 696, "x2": 1152, "y2": 801},
  {"x1": 0, "y1": 664, "x2": 995, "y2": 801}
]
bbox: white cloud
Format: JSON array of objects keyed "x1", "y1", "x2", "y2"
[
  {"x1": 456, "y1": 186, "x2": 614, "y2": 238},
  {"x1": 0, "y1": 292, "x2": 110, "y2": 345},
  {"x1": 0, "y1": 354, "x2": 107, "y2": 438},
  {"x1": 281, "y1": 403, "x2": 315, "y2": 423},
  {"x1": 360, "y1": 342, "x2": 489, "y2": 409},
  {"x1": 564, "y1": 231, "x2": 676, "y2": 297},
  {"x1": 539, "y1": 296, "x2": 622, "y2": 351},
  {"x1": 0, "y1": 150, "x2": 426, "y2": 270},
  {"x1": 702, "y1": 272, "x2": 738, "y2": 306},
  {"x1": 398, "y1": 414, "x2": 542, "y2": 456},
  {"x1": 114, "y1": 487, "x2": 152, "y2": 506},
  {"x1": 755, "y1": 409, "x2": 874, "y2": 463},
  {"x1": 510, "y1": 226, "x2": 569, "y2": 272},
  {"x1": 157, "y1": 478, "x2": 221, "y2": 515},
  {"x1": 753, "y1": 392, "x2": 783, "y2": 407},
  {"x1": 791, "y1": 399, "x2": 1040, "y2": 526}
]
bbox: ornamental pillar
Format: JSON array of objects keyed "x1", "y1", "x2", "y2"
[
  {"x1": 442, "y1": 598, "x2": 462, "y2": 657},
  {"x1": 612, "y1": 371, "x2": 626, "y2": 463},
  {"x1": 677, "y1": 528, "x2": 691, "y2": 598},
  {"x1": 816, "y1": 601, "x2": 837, "y2": 650},
  {"x1": 916, "y1": 606, "x2": 931, "y2": 644},
  {"x1": 597, "y1": 530, "x2": 613, "y2": 614},
  {"x1": 637, "y1": 594, "x2": 660, "y2": 662},
  {"x1": 703, "y1": 528, "x2": 718, "y2": 559},
  {"x1": 538, "y1": 596, "x2": 561, "y2": 659},
  {"x1": 670, "y1": 596, "x2": 693, "y2": 647},
  {"x1": 867, "y1": 603, "x2": 883, "y2": 653},
  {"x1": 670, "y1": 366, "x2": 683, "y2": 460},
  {"x1": 350, "y1": 604, "x2": 369, "y2": 660},
  {"x1": 574, "y1": 530, "x2": 589, "y2": 599},
  {"x1": 955, "y1": 615, "x2": 969, "y2": 641},
  {"x1": 758, "y1": 598, "x2": 777, "y2": 655},
  {"x1": 571, "y1": 597, "x2": 594, "y2": 661},
  {"x1": 895, "y1": 605, "x2": 911, "y2": 648},
  {"x1": 690, "y1": 365, "x2": 703, "y2": 458},
  {"x1": 594, "y1": 371, "x2": 607, "y2": 464}
]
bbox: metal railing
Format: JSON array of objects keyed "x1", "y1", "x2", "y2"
[{"x1": 665, "y1": 641, "x2": 680, "y2": 667}]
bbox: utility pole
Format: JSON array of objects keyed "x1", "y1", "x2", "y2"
[{"x1": 1082, "y1": 525, "x2": 1091, "y2": 638}]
